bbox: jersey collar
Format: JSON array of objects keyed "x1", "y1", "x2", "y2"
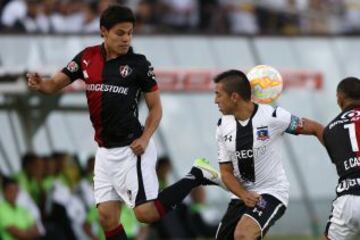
[
  {"x1": 343, "y1": 104, "x2": 360, "y2": 112},
  {"x1": 100, "y1": 43, "x2": 134, "y2": 61}
]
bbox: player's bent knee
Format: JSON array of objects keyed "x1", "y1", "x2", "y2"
[
  {"x1": 133, "y1": 208, "x2": 159, "y2": 223},
  {"x1": 133, "y1": 203, "x2": 160, "y2": 223}
]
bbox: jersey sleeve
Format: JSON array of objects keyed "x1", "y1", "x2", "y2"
[
  {"x1": 138, "y1": 57, "x2": 158, "y2": 92},
  {"x1": 272, "y1": 106, "x2": 303, "y2": 135},
  {"x1": 61, "y1": 50, "x2": 84, "y2": 82},
  {"x1": 216, "y1": 119, "x2": 231, "y2": 164},
  {"x1": 0, "y1": 204, "x2": 11, "y2": 228}
]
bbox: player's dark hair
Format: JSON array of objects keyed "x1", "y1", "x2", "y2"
[
  {"x1": 214, "y1": 70, "x2": 251, "y2": 101},
  {"x1": 100, "y1": 5, "x2": 136, "y2": 30},
  {"x1": 337, "y1": 77, "x2": 360, "y2": 100}
]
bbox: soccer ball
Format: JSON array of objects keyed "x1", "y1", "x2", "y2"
[{"x1": 247, "y1": 65, "x2": 283, "y2": 104}]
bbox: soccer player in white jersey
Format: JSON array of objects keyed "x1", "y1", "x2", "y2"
[{"x1": 213, "y1": 70, "x2": 324, "y2": 240}]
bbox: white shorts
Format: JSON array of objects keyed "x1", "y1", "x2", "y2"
[
  {"x1": 325, "y1": 195, "x2": 360, "y2": 240},
  {"x1": 94, "y1": 139, "x2": 159, "y2": 208}
]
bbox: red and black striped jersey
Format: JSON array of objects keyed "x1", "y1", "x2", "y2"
[
  {"x1": 323, "y1": 105, "x2": 360, "y2": 196},
  {"x1": 62, "y1": 44, "x2": 158, "y2": 148}
]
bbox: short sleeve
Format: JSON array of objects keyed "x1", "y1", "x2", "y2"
[
  {"x1": 216, "y1": 121, "x2": 231, "y2": 164},
  {"x1": 0, "y1": 203, "x2": 11, "y2": 228},
  {"x1": 138, "y1": 58, "x2": 158, "y2": 92},
  {"x1": 272, "y1": 106, "x2": 303, "y2": 135},
  {"x1": 61, "y1": 50, "x2": 84, "y2": 82},
  {"x1": 21, "y1": 207, "x2": 35, "y2": 227}
]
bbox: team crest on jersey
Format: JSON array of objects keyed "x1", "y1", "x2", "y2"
[
  {"x1": 257, "y1": 126, "x2": 269, "y2": 141},
  {"x1": 119, "y1": 65, "x2": 133, "y2": 78},
  {"x1": 147, "y1": 66, "x2": 155, "y2": 79},
  {"x1": 341, "y1": 109, "x2": 360, "y2": 120},
  {"x1": 66, "y1": 61, "x2": 79, "y2": 73},
  {"x1": 257, "y1": 197, "x2": 267, "y2": 209}
]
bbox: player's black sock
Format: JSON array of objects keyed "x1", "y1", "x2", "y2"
[
  {"x1": 156, "y1": 167, "x2": 202, "y2": 215},
  {"x1": 105, "y1": 225, "x2": 127, "y2": 240}
]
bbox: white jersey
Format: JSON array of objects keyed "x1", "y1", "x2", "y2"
[{"x1": 216, "y1": 104, "x2": 302, "y2": 206}]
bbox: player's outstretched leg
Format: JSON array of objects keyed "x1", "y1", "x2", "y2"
[
  {"x1": 192, "y1": 157, "x2": 226, "y2": 188},
  {"x1": 133, "y1": 158, "x2": 223, "y2": 223}
]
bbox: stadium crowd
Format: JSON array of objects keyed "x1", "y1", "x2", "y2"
[
  {"x1": 0, "y1": 0, "x2": 360, "y2": 35},
  {"x1": 0, "y1": 153, "x2": 218, "y2": 240}
]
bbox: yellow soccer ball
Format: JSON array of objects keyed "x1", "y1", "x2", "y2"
[{"x1": 247, "y1": 65, "x2": 283, "y2": 104}]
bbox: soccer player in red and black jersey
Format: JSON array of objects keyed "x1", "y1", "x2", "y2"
[
  {"x1": 27, "y1": 5, "x2": 222, "y2": 240},
  {"x1": 323, "y1": 77, "x2": 360, "y2": 240}
]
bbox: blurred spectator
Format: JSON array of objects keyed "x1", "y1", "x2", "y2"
[
  {"x1": 0, "y1": 0, "x2": 10, "y2": 27},
  {"x1": 187, "y1": 186, "x2": 218, "y2": 238},
  {"x1": 156, "y1": 155, "x2": 172, "y2": 191},
  {"x1": 97, "y1": 0, "x2": 120, "y2": 13},
  {"x1": 222, "y1": 0, "x2": 259, "y2": 34},
  {"x1": 342, "y1": 0, "x2": 360, "y2": 34},
  {"x1": 135, "y1": 0, "x2": 158, "y2": 34},
  {"x1": 160, "y1": 0, "x2": 198, "y2": 32},
  {"x1": 301, "y1": 0, "x2": 332, "y2": 34},
  {"x1": 16, "y1": 185, "x2": 46, "y2": 238},
  {"x1": 82, "y1": 2, "x2": 99, "y2": 33},
  {"x1": 255, "y1": 0, "x2": 303, "y2": 35},
  {"x1": 50, "y1": 0, "x2": 85, "y2": 33},
  {"x1": 0, "y1": 171, "x2": 3, "y2": 201},
  {"x1": 42, "y1": 155, "x2": 57, "y2": 194},
  {"x1": 198, "y1": 0, "x2": 227, "y2": 33},
  {"x1": 1, "y1": 0, "x2": 48, "y2": 32},
  {"x1": 278, "y1": 0, "x2": 301, "y2": 35},
  {"x1": 14, "y1": 152, "x2": 44, "y2": 205},
  {"x1": 46, "y1": 152, "x2": 86, "y2": 240},
  {"x1": 1, "y1": 0, "x2": 28, "y2": 31},
  {"x1": 77, "y1": 155, "x2": 104, "y2": 240},
  {"x1": 0, "y1": 176, "x2": 41, "y2": 240},
  {"x1": 0, "y1": 0, "x2": 358, "y2": 35}
]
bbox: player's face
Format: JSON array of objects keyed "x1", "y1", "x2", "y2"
[
  {"x1": 215, "y1": 83, "x2": 235, "y2": 115},
  {"x1": 102, "y1": 22, "x2": 133, "y2": 56}
]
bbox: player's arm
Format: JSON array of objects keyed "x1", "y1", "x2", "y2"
[
  {"x1": 6, "y1": 224, "x2": 40, "y2": 239},
  {"x1": 142, "y1": 89, "x2": 162, "y2": 140},
  {"x1": 220, "y1": 163, "x2": 260, "y2": 207},
  {"x1": 130, "y1": 90, "x2": 162, "y2": 155},
  {"x1": 27, "y1": 50, "x2": 84, "y2": 94},
  {"x1": 216, "y1": 121, "x2": 260, "y2": 207},
  {"x1": 131, "y1": 58, "x2": 162, "y2": 155},
  {"x1": 274, "y1": 107, "x2": 324, "y2": 145},
  {"x1": 297, "y1": 118, "x2": 324, "y2": 144},
  {"x1": 27, "y1": 71, "x2": 72, "y2": 94}
]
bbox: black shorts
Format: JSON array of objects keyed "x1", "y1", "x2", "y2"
[{"x1": 215, "y1": 194, "x2": 286, "y2": 240}]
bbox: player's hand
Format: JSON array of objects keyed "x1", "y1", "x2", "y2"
[
  {"x1": 130, "y1": 137, "x2": 149, "y2": 156},
  {"x1": 26, "y1": 72, "x2": 42, "y2": 91},
  {"x1": 240, "y1": 191, "x2": 260, "y2": 208}
]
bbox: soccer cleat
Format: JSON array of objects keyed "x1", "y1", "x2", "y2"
[{"x1": 192, "y1": 158, "x2": 225, "y2": 188}]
